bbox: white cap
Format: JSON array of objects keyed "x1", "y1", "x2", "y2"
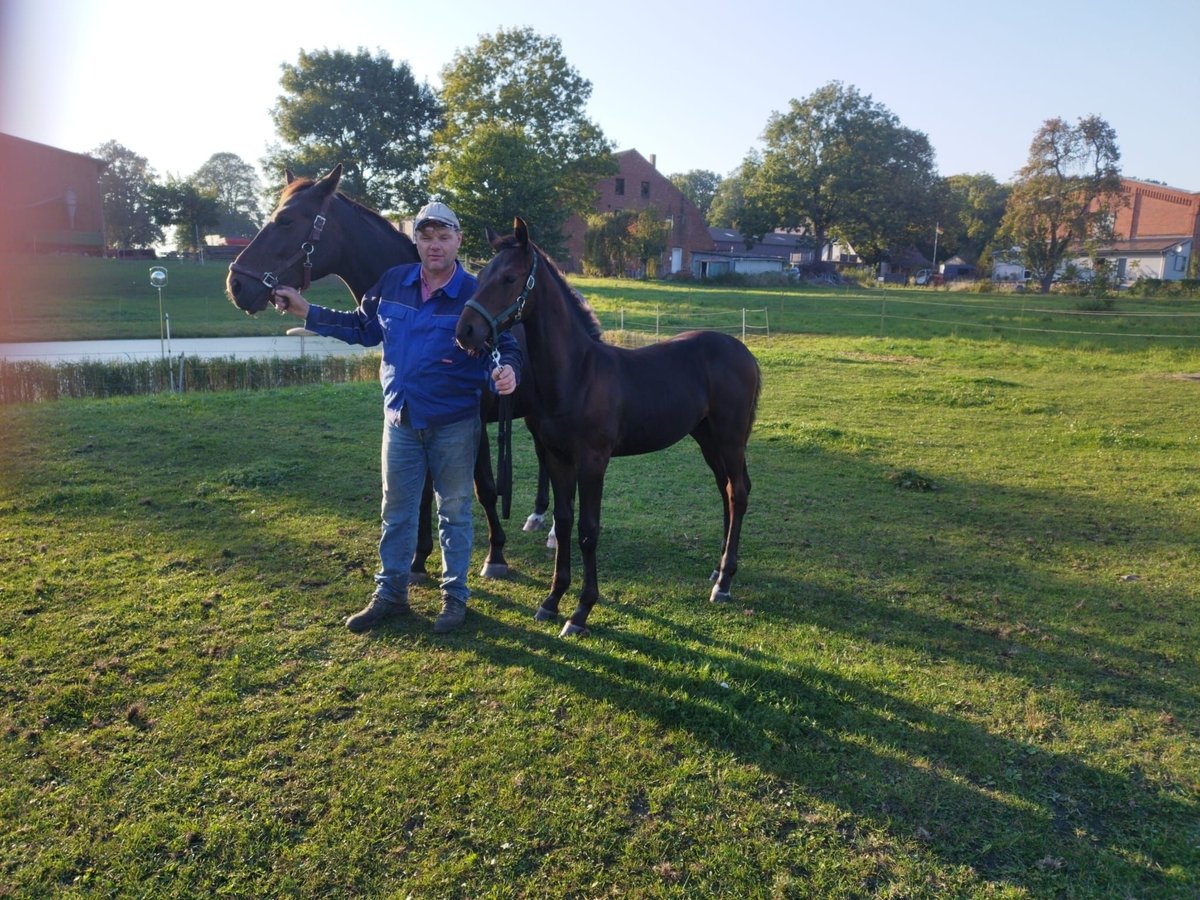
[{"x1": 414, "y1": 201, "x2": 460, "y2": 231}]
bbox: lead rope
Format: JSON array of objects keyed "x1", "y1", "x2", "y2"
[{"x1": 491, "y1": 347, "x2": 513, "y2": 520}]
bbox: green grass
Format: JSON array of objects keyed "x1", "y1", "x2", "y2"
[
  {"x1": 2, "y1": 333, "x2": 1198, "y2": 896},
  {"x1": 4, "y1": 257, "x2": 1200, "y2": 348}
]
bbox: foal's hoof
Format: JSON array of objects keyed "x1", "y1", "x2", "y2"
[
  {"x1": 709, "y1": 584, "x2": 733, "y2": 604},
  {"x1": 522, "y1": 513, "x2": 547, "y2": 532},
  {"x1": 546, "y1": 529, "x2": 558, "y2": 550},
  {"x1": 533, "y1": 606, "x2": 559, "y2": 623},
  {"x1": 559, "y1": 621, "x2": 589, "y2": 638},
  {"x1": 479, "y1": 562, "x2": 508, "y2": 579},
  {"x1": 409, "y1": 571, "x2": 429, "y2": 585}
]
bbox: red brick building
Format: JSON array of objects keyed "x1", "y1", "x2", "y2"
[
  {"x1": 1115, "y1": 179, "x2": 1199, "y2": 244},
  {"x1": 1096, "y1": 178, "x2": 1198, "y2": 280},
  {"x1": 562, "y1": 149, "x2": 715, "y2": 275},
  {"x1": 0, "y1": 132, "x2": 106, "y2": 255}
]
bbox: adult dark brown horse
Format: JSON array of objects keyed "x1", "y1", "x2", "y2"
[
  {"x1": 225, "y1": 165, "x2": 550, "y2": 580},
  {"x1": 455, "y1": 218, "x2": 761, "y2": 636}
]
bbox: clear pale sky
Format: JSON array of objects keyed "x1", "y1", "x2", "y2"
[{"x1": 2, "y1": 0, "x2": 1196, "y2": 194}]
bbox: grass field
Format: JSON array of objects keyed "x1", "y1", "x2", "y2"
[
  {"x1": 1, "y1": 257, "x2": 1198, "y2": 895},
  {"x1": 3, "y1": 256, "x2": 1200, "y2": 347}
]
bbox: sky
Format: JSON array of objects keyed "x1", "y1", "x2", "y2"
[{"x1": 2, "y1": 0, "x2": 1197, "y2": 195}]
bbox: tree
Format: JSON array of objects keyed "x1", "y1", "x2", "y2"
[
  {"x1": 192, "y1": 153, "x2": 264, "y2": 237},
  {"x1": 582, "y1": 210, "x2": 633, "y2": 276},
  {"x1": 707, "y1": 155, "x2": 774, "y2": 242},
  {"x1": 432, "y1": 27, "x2": 616, "y2": 251},
  {"x1": 152, "y1": 177, "x2": 222, "y2": 255},
  {"x1": 999, "y1": 116, "x2": 1124, "y2": 293},
  {"x1": 933, "y1": 173, "x2": 1010, "y2": 267},
  {"x1": 92, "y1": 140, "x2": 162, "y2": 249},
  {"x1": 580, "y1": 207, "x2": 669, "y2": 277},
  {"x1": 264, "y1": 47, "x2": 442, "y2": 214},
  {"x1": 628, "y1": 207, "x2": 671, "y2": 278},
  {"x1": 435, "y1": 122, "x2": 564, "y2": 260},
  {"x1": 750, "y1": 81, "x2": 938, "y2": 267},
  {"x1": 669, "y1": 169, "x2": 722, "y2": 221}
]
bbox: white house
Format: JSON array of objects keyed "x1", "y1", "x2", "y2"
[{"x1": 1073, "y1": 237, "x2": 1192, "y2": 283}]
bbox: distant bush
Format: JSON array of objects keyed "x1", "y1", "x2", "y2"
[{"x1": 1125, "y1": 278, "x2": 1200, "y2": 299}]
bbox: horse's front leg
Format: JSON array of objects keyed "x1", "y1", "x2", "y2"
[
  {"x1": 473, "y1": 425, "x2": 508, "y2": 578},
  {"x1": 535, "y1": 456, "x2": 576, "y2": 624},
  {"x1": 561, "y1": 455, "x2": 609, "y2": 638},
  {"x1": 410, "y1": 472, "x2": 435, "y2": 581}
]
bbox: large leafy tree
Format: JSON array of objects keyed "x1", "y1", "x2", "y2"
[
  {"x1": 92, "y1": 140, "x2": 162, "y2": 249},
  {"x1": 431, "y1": 27, "x2": 615, "y2": 254},
  {"x1": 581, "y1": 207, "x2": 670, "y2": 277},
  {"x1": 707, "y1": 155, "x2": 774, "y2": 242},
  {"x1": 927, "y1": 173, "x2": 1011, "y2": 268},
  {"x1": 750, "y1": 81, "x2": 938, "y2": 266},
  {"x1": 264, "y1": 47, "x2": 442, "y2": 214},
  {"x1": 191, "y1": 153, "x2": 264, "y2": 237},
  {"x1": 434, "y1": 122, "x2": 564, "y2": 260},
  {"x1": 152, "y1": 178, "x2": 222, "y2": 255},
  {"x1": 669, "y1": 169, "x2": 722, "y2": 221},
  {"x1": 999, "y1": 116, "x2": 1123, "y2": 293}
]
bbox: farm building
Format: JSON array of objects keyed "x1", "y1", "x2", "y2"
[
  {"x1": 562, "y1": 149, "x2": 715, "y2": 276},
  {"x1": 1069, "y1": 178, "x2": 1199, "y2": 282},
  {"x1": 0, "y1": 132, "x2": 106, "y2": 257}
]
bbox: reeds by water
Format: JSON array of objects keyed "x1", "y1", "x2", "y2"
[{"x1": 0, "y1": 353, "x2": 381, "y2": 404}]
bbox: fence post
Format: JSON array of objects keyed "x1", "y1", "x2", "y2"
[
  {"x1": 656, "y1": 305, "x2": 660, "y2": 338},
  {"x1": 742, "y1": 308, "x2": 746, "y2": 341}
]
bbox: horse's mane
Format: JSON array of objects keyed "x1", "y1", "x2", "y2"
[
  {"x1": 279, "y1": 177, "x2": 414, "y2": 247},
  {"x1": 502, "y1": 234, "x2": 602, "y2": 340}
]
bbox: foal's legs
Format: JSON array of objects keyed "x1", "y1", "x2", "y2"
[{"x1": 561, "y1": 457, "x2": 608, "y2": 637}]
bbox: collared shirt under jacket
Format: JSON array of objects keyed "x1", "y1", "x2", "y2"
[{"x1": 303, "y1": 261, "x2": 521, "y2": 429}]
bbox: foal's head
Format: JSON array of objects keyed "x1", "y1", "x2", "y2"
[{"x1": 455, "y1": 218, "x2": 540, "y2": 356}]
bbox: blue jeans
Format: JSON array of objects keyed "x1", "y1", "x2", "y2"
[{"x1": 375, "y1": 414, "x2": 481, "y2": 606}]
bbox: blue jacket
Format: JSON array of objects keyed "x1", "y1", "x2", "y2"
[{"x1": 304, "y1": 261, "x2": 521, "y2": 428}]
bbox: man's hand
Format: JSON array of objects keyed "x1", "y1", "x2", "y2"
[
  {"x1": 492, "y1": 364, "x2": 517, "y2": 395},
  {"x1": 271, "y1": 285, "x2": 310, "y2": 319}
]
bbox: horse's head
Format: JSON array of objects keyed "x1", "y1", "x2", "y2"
[
  {"x1": 225, "y1": 164, "x2": 344, "y2": 314},
  {"x1": 456, "y1": 217, "x2": 539, "y2": 357}
]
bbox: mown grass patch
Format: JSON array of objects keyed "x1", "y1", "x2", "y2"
[{"x1": 1, "y1": 335, "x2": 1198, "y2": 896}]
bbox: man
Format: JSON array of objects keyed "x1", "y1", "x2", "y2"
[{"x1": 272, "y1": 201, "x2": 520, "y2": 634}]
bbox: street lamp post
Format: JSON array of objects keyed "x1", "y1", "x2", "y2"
[{"x1": 149, "y1": 266, "x2": 168, "y2": 359}]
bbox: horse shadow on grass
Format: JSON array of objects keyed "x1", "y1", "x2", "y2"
[
  {"x1": 446, "y1": 438, "x2": 1198, "y2": 894},
  {"x1": 460, "y1": 586, "x2": 1193, "y2": 893}
]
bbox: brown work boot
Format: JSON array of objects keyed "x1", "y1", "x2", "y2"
[
  {"x1": 345, "y1": 594, "x2": 409, "y2": 633},
  {"x1": 432, "y1": 596, "x2": 467, "y2": 634}
]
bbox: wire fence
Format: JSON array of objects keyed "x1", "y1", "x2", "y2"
[
  {"x1": 7, "y1": 291, "x2": 1200, "y2": 404},
  {"x1": 598, "y1": 307, "x2": 770, "y2": 346}
]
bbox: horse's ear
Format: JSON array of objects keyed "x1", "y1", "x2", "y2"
[
  {"x1": 324, "y1": 164, "x2": 343, "y2": 188},
  {"x1": 485, "y1": 225, "x2": 501, "y2": 248},
  {"x1": 285, "y1": 169, "x2": 296, "y2": 184},
  {"x1": 514, "y1": 217, "x2": 529, "y2": 246}
]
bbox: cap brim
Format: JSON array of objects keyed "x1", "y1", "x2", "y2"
[{"x1": 416, "y1": 218, "x2": 458, "y2": 230}]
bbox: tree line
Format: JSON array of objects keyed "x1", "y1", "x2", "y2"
[{"x1": 95, "y1": 28, "x2": 1126, "y2": 292}]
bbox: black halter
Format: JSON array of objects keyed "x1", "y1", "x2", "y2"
[
  {"x1": 463, "y1": 250, "x2": 538, "y2": 359},
  {"x1": 229, "y1": 190, "x2": 335, "y2": 295}
]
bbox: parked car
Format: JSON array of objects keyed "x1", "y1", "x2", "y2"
[{"x1": 914, "y1": 269, "x2": 941, "y2": 286}]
